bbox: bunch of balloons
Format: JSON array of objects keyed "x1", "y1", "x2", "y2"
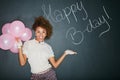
[{"x1": 0, "y1": 20, "x2": 32, "y2": 53}]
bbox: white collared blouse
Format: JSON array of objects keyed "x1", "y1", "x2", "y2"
[{"x1": 22, "y1": 39, "x2": 54, "y2": 73}]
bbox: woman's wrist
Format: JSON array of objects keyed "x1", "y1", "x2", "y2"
[
  {"x1": 17, "y1": 40, "x2": 23, "y2": 48},
  {"x1": 18, "y1": 46, "x2": 22, "y2": 48},
  {"x1": 64, "y1": 52, "x2": 68, "y2": 56}
]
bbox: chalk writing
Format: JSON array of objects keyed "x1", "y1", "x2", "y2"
[
  {"x1": 66, "y1": 27, "x2": 84, "y2": 45},
  {"x1": 42, "y1": 1, "x2": 88, "y2": 24},
  {"x1": 84, "y1": 7, "x2": 111, "y2": 37},
  {"x1": 42, "y1": 1, "x2": 111, "y2": 45},
  {"x1": 66, "y1": 6, "x2": 111, "y2": 45}
]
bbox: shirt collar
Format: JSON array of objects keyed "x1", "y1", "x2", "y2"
[{"x1": 33, "y1": 39, "x2": 45, "y2": 45}]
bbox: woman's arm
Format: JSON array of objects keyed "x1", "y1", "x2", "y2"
[
  {"x1": 49, "y1": 50, "x2": 77, "y2": 68},
  {"x1": 17, "y1": 39, "x2": 27, "y2": 66},
  {"x1": 18, "y1": 47, "x2": 27, "y2": 66},
  {"x1": 49, "y1": 52, "x2": 67, "y2": 68}
]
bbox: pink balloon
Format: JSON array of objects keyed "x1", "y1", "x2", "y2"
[
  {"x1": 20, "y1": 28, "x2": 32, "y2": 41},
  {"x1": 10, "y1": 41, "x2": 18, "y2": 53},
  {"x1": 10, "y1": 20, "x2": 25, "y2": 37},
  {"x1": 0, "y1": 41, "x2": 1, "y2": 48},
  {"x1": 2, "y1": 23, "x2": 11, "y2": 34},
  {"x1": 0, "y1": 34, "x2": 15, "y2": 50}
]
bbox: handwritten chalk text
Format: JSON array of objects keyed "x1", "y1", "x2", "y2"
[
  {"x1": 42, "y1": 1, "x2": 111, "y2": 45},
  {"x1": 42, "y1": 1, "x2": 88, "y2": 24},
  {"x1": 66, "y1": 6, "x2": 111, "y2": 45}
]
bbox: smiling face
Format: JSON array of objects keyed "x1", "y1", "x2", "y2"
[{"x1": 35, "y1": 26, "x2": 47, "y2": 42}]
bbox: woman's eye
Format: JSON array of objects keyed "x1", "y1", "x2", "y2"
[
  {"x1": 43, "y1": 31, "x2": 46, "y2": 33},
  {"x1": 36, "y1": 31, "x2": 40, "y2": 33}
]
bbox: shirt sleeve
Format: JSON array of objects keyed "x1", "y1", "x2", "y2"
[
  {"x1": 47, "y1": 45, "x2": 55, "y2": 59},
  {"x1": 22, "y1": 41, "x2": 29, "y2": 57}
]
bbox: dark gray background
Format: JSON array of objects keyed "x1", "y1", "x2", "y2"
[{"x1": 0, "y1": 0, "x2": 119, "y2": 80}]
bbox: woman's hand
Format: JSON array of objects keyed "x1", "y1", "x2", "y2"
[
  {"x1": 65, "y1": 50, "x2": 77, "y2": 55},
  {"x1": 16, "y1": 38, "x2": 22, "y2": 48}
]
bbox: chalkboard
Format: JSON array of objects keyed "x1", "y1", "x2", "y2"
[{"x1": 0, "y1": 0, "x2": 120, "y2": 80}]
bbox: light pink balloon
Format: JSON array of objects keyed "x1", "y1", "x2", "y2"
[
  {"x1": 2, "y1": 23, "x2": 11, "y2": 34},
  {"x1": 10, "y1": 20, "x2": 25, "y2": 37},
  {"x1": 20, "y1": 28, "x2": 32, "y2": 41},
  {"x1": 0, "y1": 41, "x2": 1, "y2": 48},
  {"x1": 0, "y1": 34, "x2": 15, "y2": 50},
  {"x1": 10, "y1": 41, "x2": 18, "y2": 53}
]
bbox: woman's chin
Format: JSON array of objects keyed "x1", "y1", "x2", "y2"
[
  {"x1": 37, "y1": 39, "x2": 43, "y2": 42},
  {"x1": 36, "y1": 38, "x2": 44, "y2": 42},
  {"x1": 40, "y1": 40, "x2": 44, "y2": 42}
]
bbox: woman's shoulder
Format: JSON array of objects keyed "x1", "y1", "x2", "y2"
[
  {"x1": 44, "y1": 42, "x2": 52, "y2": 48},
  {"x1": 24, "y1": 39, "x2": 35, "y2": 45}
]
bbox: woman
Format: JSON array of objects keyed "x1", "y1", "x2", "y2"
[{"x1": 17, "y1": 16, "x2": 76, "y2": 80}]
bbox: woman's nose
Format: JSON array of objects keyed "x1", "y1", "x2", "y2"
[{"x1": 40, "y1": 33, "x2": 43, "y2": 36}]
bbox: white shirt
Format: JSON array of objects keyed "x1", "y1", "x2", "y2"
[{"x1": 22, "y1": 39, "x2": 54, "y2": 73}]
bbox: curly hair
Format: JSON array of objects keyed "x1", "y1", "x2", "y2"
[{"x1": 32, "y1": 16, "x2": 53, "y2": 39}]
